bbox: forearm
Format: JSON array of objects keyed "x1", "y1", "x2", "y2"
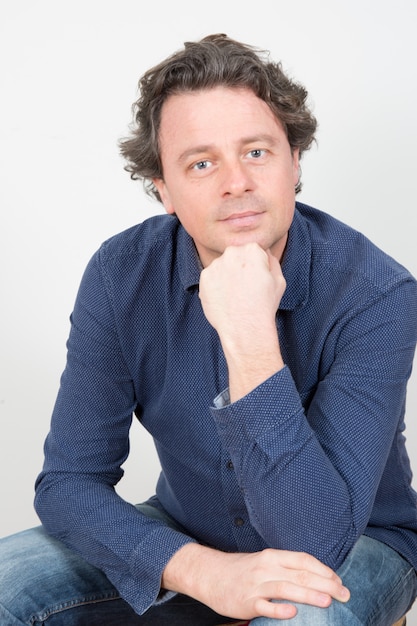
[
  {"x1": 212, "y1": 368, "x2": 355, "y2": 568},
  {"x1": 35, "y1": 472, "x2": 194, "y2": 615},
  {"x1": 220, "y1": 325, "x2": 284, "y2": 403},
  {"x1": 199, "y1": 244, "x2": 352, "y2": 561}
]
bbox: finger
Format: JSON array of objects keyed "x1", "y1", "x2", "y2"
[
  {"x1": 257, "y1": 550, "x2": 350, "y2": 600},
  {"x1": 254, "y1": 597, "x2": 298, "y2": 620},
  {"x1": 261, "y1": 579, "x2": 334, "y2": 608},
  {"x1": 262, "y1": 576, "x2": 349, "y2": 606},
  {"x1": 275, "y1": 550, "x2": 341, "y2": 581},
  {"x1": 266, "y1": 248, "x2": 279, "y2": 268},
  {"x1": 266, "y1": 249, "x2": 286, "y2": 293},
  {"x1": 294, "y1": 570, "x2": 349, "y2": 602}
]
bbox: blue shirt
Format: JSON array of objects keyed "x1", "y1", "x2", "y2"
[{"x1": 35, "y1": 202, "x2": 417, "y2": 616}]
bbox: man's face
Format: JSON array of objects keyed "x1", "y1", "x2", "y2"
[{"x1": 153, "y1": 86, "x2": 299, "y2": 267}]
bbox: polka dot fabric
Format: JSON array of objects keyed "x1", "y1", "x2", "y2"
[{"x1": 35, "y1": 204, "x2": 417, "y2": 616}]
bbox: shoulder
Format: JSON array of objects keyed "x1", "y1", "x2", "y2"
[
  {"x1": 83, "y1": 213, "x2": 202, "y2": 305},
  {"x1": 295, "y1": 202, "x2": 416, "y2": 293},
  {"x1": 98, "y1": 214, "x2": 180, "y2": 261},
  {"x1": 76, "y1": 214, "x2": 186, "y2": 305}
]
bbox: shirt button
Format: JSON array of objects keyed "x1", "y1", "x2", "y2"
[
  {"x1": 234, "y1": 517, "x2": 244, "y2": 527},
  {"x1": 226, "y1": 460, "x2": 234, "y2": 470}
]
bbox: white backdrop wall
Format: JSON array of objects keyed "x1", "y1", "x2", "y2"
[{"x1": 1, "y1": 0, "x2": 417, "y2": 618}]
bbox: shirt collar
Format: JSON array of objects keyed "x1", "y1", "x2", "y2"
[
  {"x1": 177, "y1": 222, "x2": 203, "y2": 290},
  {"x1": 280, "y1": 204, "x2": 311, "y2": 311},
  {"x1": 176, "y1": 204, "x2": 311, "y2": 308}
]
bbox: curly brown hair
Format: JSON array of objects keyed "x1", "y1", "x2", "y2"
[{"x1": 119, "y1": 34, "x2": 317, "y2": 200}]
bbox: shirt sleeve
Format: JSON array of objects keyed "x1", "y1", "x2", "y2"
[
  {"x1": 34, "y1": 248, "x2": 196, "y2": 616},
  {"x1": 210, "y1": 277, "x2": 417, "y2": 570}
]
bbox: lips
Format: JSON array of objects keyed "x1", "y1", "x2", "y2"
[
  {"x1": 221, "y1": 211, "x2": 264, "y2": 228},
  {"x1": 223, "y1": 211, "x2": 261, "y2": 220}
]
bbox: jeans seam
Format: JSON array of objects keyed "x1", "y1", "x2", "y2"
[{"x1": 367, "y1": 565, "x2": 416, "y2": 625}]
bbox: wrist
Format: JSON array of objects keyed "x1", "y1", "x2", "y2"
[
  {"x1": 161, "y1": 543, "x2": 221, "y2": 602},
  {"x1": 222, "y1": 336, "x2": 284, "y2": 403}
]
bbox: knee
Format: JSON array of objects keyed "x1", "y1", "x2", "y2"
[{"x1": 0, "y1": 527, "x2": 47, "y2": 609}]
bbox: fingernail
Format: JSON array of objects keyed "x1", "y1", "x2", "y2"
[
  {"x1": 340, "y1": 586, "x2": 350, "y2": 601},
  {"x1": 318, "y1": 593, "x2": 331, "y2": 607}
]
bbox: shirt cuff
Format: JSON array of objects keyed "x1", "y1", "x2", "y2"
[{"x1": 211, "y1": 366, "x2": 304, "y2": 445}]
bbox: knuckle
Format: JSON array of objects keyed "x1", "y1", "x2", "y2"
[
  {"x1": 259, "y1": 547, "x2": 276, "y2": 564},
  {"x1": 298, "y1": 551, "x2": 314, "y2": 567},
  {"x1": 294, "y1": 568, "x2": 309, "y2": 587}
]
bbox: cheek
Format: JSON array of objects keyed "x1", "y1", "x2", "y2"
[
  {"x1": 169, "y1": 183, "x2": 207, "y2": 220},
  {"x1": 174, "y1": 205, "x2": 211, "y2": 244}
]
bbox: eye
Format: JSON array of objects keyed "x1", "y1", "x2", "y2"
[
  {"x1": 247, "y1": 148, "x2": 266, "y2": 159},
  {"x1": 192, "y1": 160, "x2": 212, "y2": 171}
]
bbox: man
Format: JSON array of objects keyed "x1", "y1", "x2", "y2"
[{"x1": 1, "y1": 34, "x2": 416, "y2": 625}]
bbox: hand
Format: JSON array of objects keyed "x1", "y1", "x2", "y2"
[
  {"x1": 199, "y1": 243, "x2": 285, "y2": 342},
  {"x1": 162, "y1": 544, "x2": 350, "y2": 621},
  {"x1": 199, "y1": 243, "x2": 287, "y2": 401}
]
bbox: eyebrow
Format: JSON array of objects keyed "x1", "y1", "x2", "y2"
[
  {"x1": 177, "y1": 145, "x2": 213, "y2": 165},
  {"x1": 177, "y1": 134, "x2": 279, "y2": 164}
]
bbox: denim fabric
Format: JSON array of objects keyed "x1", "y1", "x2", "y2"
[
  {"x1": 250, "y1": 536, "x2": 417, "y2": 626},
  {"x1": 33, "y1": 204, "x2": 417, "y2": 614},
  {"x1": 0, "y1": 502, "x2": 236, "y2": 625},
  {"x1": 0, "y1": 520, "x2": 414, "y2": 625}
]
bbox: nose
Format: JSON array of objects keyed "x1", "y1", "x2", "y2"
[{"x1": 220, "y1": 158, "x2": 254, "y2": 197}]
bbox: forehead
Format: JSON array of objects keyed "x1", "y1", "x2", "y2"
[{"x1": 159, "y1": 87, "x2": 283, "y2": 151}]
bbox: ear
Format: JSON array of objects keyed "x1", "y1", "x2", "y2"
[
  {"x1": 153, "y1": 178, "x2": 175, "y2": 215},
  {"x1": 292, "y1": 148, "x2": 300, "y2": 185}
]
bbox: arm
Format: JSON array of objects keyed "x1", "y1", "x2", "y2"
[
  {"x1": 34, "y1": 249, "x2": 196, "y2": 615},
  {"x1": 36, "y1": 242, "x2": 350, "y2": 620},
  {"x1": 157, "y1": 243, "x2": 351, "y2": 621},
  {"x1": 199, "y1": 244, "x2": 286, "y2": 403},
  {"x1": 199, "y1": 242, "x2": 417, "y2": 566}
]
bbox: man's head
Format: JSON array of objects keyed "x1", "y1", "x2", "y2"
[{"x1": 120, "y1": 34, "x2": 317, "y2": 201}]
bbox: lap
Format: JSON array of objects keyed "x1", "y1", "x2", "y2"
[
  {"x1": 0, "y1": 524, "x2": 234, "y2": 625},
  {"x1": 0, "y1": 520, "x2": 415, "y2": 625},
  {"x1": 0, "y1": 526, "x2": 125, "y2": 625}
]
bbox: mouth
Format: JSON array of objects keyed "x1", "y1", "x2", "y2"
[{"x1": 221, "y1": 211, "x2": 264, "y2": 228}]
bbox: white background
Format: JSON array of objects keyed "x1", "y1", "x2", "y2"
[{"x1": 1, "y1": 0, "x2": 416, "y2": 621}]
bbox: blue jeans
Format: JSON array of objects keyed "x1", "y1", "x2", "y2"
[
  {"x1": 251, "y1": 535, "x2": 417, "y2": 626},
  {"x1": 0, "y1": 501, "x2": 416, "y2": 625}
]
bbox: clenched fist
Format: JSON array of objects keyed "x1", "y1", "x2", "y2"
[{"x1": 199, "y1": 243, "x2": 286, "y2": 402}]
